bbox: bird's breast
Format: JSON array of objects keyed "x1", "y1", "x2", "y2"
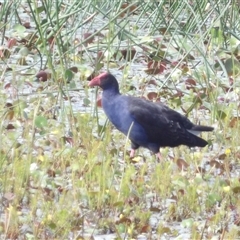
[{"x1": 102, "y1": 95, "x2": 149, "y2": 144}]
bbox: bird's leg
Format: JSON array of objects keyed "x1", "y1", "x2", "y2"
[
  {"x1": 130, "y1": 149, "x2": 135, "y2": 158},
  {"x1": 130, "y1": 141, "x2": 139, "y2": 158},
  {"x1": 156, "y1": 152, "x2": 162, "y2": 161}
]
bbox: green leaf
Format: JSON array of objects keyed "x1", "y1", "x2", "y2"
[
  {"x1": 19, "y1": 47, "x2": 29, "y2": 57},
  {"x1": 113, "y1": 201, "x2": 124, "y2": 207},
  {"x1": 40, "y1": 19, "x2": 48, "y2": 26},
  {"x1": 35, "y1": 6, "x2": 45, "y2": 14},
  {"x1": 35, "y1": 116, "x2": 48, "y2": 128},
  {"x1": 224, "y1": 58, "x2": 240, "y2": 76},
  {"x1": 13, "y1": 100, "x2": 27, "y2": 114},
  {"x1": 13, "y1": 24, "x2": 26, "y2": 34},
  {"x1": 206, "y1": 193, "x2": 221, "y2": 207},
  {"x1": 48, "y1": 221, "x2": 57, "y2": 229},
  {"x1": 96, "y1": 62, "x2": 104, "y2": 71},
  {"x1": 118, "y1": 30, "x2": 128, "y2": 41},
  {"x1": 83, "y1": 98, "x2": 90, "y2": 106},
  {"x1": 65, "y1": 69, "x2": 74, "y2": 82},
  {"x1": 23, "y1": 111, "x2": 28, "y2": 120},
  {"x1": 69, "y1": 81, "x2": 76, "y2": 89},
  {"x1": 216, "y1": 110, "x2": 227, "y2": 120},
  {"x1": 172, "y1": 178, "x2": 188, "y2": 188},
  {"x1": 181, "y1": 218, "x2": 194, "y2": 228},
  {"x1": 202, "y1": 101, "x2": 212, "y2": 111},
  {"x1": 232, "y1": 186, "x2": 240, "y2": 194}
]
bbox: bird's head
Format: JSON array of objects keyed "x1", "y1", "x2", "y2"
[{"x1": 88, "y1": 72, "x2": 119, "y2": 91}]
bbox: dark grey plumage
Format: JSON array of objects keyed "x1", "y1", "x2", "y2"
[{"x1": 89, "y1": 72, "x2": 213, "y2": 157}]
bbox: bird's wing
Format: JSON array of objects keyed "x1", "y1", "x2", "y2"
[{"x1": 128, "y1": 97, "x2": 198, "y2": 146}]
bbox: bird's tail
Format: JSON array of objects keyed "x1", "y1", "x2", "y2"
[
  {"x1": 189, "y1": 135, "x2": 209, "y2": 147},
  {"x1": 191, "y1": 125, "x2": 214, "y2": 132},
  {"x1": 186, "y1": 125, "x2": 213, "y2": 147},
  {"x1": 187, "y1": 125, "x2": 213, "y2": 137}
]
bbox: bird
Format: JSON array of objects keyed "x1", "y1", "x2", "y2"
[{"x1": 88, "y1": 72, "x2": 213, "y2": 159}]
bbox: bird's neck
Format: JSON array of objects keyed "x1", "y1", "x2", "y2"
[{"x1": 102, "y1": 88, "x2": 120, "y2": 100}]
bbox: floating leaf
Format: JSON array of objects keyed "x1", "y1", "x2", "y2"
[
  {"x1": 157, "y1": 226, "x2": 172, "y2": 234},
  {"x1": 141, "y1": 225, "x2": 150, "y2": 233},
  {"x1": 13, "y1": 100, "x2": 27, "y2": 113},
  {"x1": 185, "y1": 78, "x2": 196, "y2": 90},
  {"x1": 171, "y1": 69, "x2": 182, "y2": 82},
  {"x1": 145, "y1": 61, "x2": 167, "y2": 75},
  {"x1": 178, "y1": 189, "x2": 185, "y2": 195},
  {"x1": 131, "y1": 156, "x2": 142, "y2": 163},
  {"x1": 96, "y1": 51, "x2": 104, "y2": 63},
  {"x1": 218, "y1": 153, "x2": 226, "y2": 160},
  {"x1": 232, "y1": 186, "x2": 240, "y2": 194},
  {"x1": 83, "y1": 98, "x2": 90, "y2": 106},
  {"x1": 97, "y1": 98, "x2": 102, "y2": 107},
  {"x1": 65, "y1": 69, "x2": 74, "y2": 82},
  {"x1": 121, "y1": 2, "x2": 137, "y2": 13},
  {"x1": 7, "y1": 38, "x2": 17, "y2": 48},
  {"x1": 48, "y1": 221, "x2": 57, "y2": 229},
  {"x1": 47, "y1": 169, "x2": 56, "y2": 177},
  {"x1": 35, "y1": 116, "x2": 48, "y2": 128},
  {"x1": 159, "y1": 27, "x2": 168, "y2": 34},
  {"x1": 83, "y1": 32, "x2": 95, "y2": 45},
  {"x1": 119, "y1": 3, "x2": 138, "y2": 17},
  {"x1": 69, "y1": 81, "x2": 76, "y2": 89},
  {"x1": 6, "y1": 110, "x2": 14, "y2": 120},
  {"x1": 23, "y1": 22, "x2": 31, "y2": 29},
  {"x1": 229, "y1": 117, "x2": 239, "y2": 128},
  {"x1": 96, "y1": 62, "x2": 104, "y2": 71},
  {"x1": 224, "y1": 58, "x2": 240, "y2": 76},
  {"x1": 185, "y1": 53, "x2": 195, "y2": 60},
  {"x1": 34, "y1": 6, "x2": 45, "y2": 14},
  {"x1": 113, "y1": 201, "x2": 124, "y2": 207},
  {"x1": 147, "y1": 79, "x2": 158, "y2": 86},
  {"x1": 150, "y1": 207, "x2": 161, "y2": 212},
  {"x1": 176, "y1": 158, "x2": 189, "y2": 170},
  {"x1": 147, "y1": 92, "x2": 159, "y2": 101},
  {"x1": 13, "y1": 24, "x2": 26, "y2": 34},
  {"x1": 209, "y1": 160, "x2": 222, "y2": 169},
  {"x1": 181, "y1": 218, "x2": 194, "y2": 228},
  {"x1": 69, "y1": 66, "x2": 78, "y2": 73},
  {"x1": 3, "y1": 192, "x2": 15, "y2": 201},
  {"x1": 121, "y1": 49, "x2": 136, "y2": 61},
  {"x1": 206, "y1": 193, "x2": 221, "y2": 207},
  {"x1": 19, "y1": 46, "x2": 29, "y2": 57},
  {"x1": 61, "y1": 136, "x2": 73, "y2": 145},
  {"x1": 36, "y1": 71, "x2": 48, "y2": 82},
  {"x1": 6, "y1": 124, "x2": 15, "y2": 130},
  {"x1": 116, "y1": 216, "x2": 131, "y2": 224},
  {"x1": 87, "y1": 72, "x2": 97, "y2": 81},
  {"x1": 48, "y1": 35, "x2": 55, "y2": 47},
  {"x1": 23, "y1": 111, "x2": 28, "y2": 120},
  {"x1": 148, "y1": 50, "x2": 166, "y2": 61},
  {"x1": 5, "y1": 102, "x2": 13, "y2": 109},
  {"x1": 172, "y1": 178, "x2": 187, "y2": 188},
  {"x1": 216, "y1": 110, "x2": 227, "y2": 120}
]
